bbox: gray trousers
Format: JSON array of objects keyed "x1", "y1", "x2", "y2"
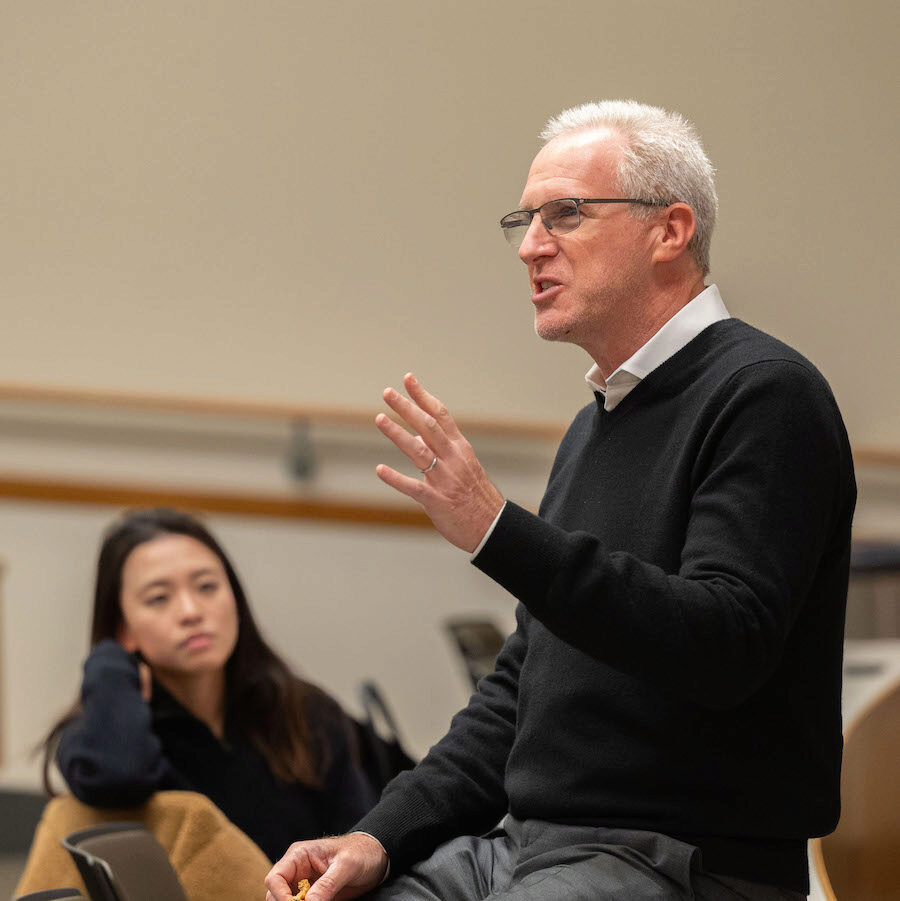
[{"x1": 366, "y1": 818, "x2": 806, "y2": 901}]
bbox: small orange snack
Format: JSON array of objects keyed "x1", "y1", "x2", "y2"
[{"x1": 292, "y1": 879, "x2": 311, "y2": 901}]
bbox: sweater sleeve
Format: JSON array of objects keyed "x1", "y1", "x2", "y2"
[
  {"x1": 350, "y1": 607, "x2": 526, "y2": 873},
  {"x1": 56, "y1": 639, "x2": 173, "y2": 807},
  {"x1": 474, "y1": 360, "x2": 855, "y2": 712}
]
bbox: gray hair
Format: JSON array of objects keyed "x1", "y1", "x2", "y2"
[{"x1": 540, "y1": 100, "x2": 718, "y2": 276}]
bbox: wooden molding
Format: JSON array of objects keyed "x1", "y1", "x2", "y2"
[
  {"x1": 0, "y1": 382, "x2": 897, "y2": 533},
  {"x1": 853, "y1": 446, "x2": 900, "y2": 469},
  {"x1": 0, "y1": 475, "x2": 434, "y2": 529},
  {"x1": 0, "y1": 381, "x2": 566, "y2": 441},
  {"x1": 2, "y1": 381, "x2": 899, "y2": 463}
]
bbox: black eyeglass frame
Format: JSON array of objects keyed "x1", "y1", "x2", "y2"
[{"x1": 499, "y1": 197, "x2": 671, "y2": 245}]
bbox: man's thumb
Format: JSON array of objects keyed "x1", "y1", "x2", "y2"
[{"x1": 304, "y1": 858, "x2": 351, "y2": 901}]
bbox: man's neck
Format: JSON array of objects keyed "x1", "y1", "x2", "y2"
[{"x1": 588, "y1": 276, "x2": 708, "y2": 382}]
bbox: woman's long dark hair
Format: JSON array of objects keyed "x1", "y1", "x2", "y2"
[{"x1": 43, "y1": 507, "x2": 328, "y2": 793}]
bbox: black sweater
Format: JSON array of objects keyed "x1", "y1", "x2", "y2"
[
  {"x1": 354, "y1": 319, "x2": 856, "y2": 893},
  {"x1": 57, "y1": 640, "x2": 375, "y2": 862}
]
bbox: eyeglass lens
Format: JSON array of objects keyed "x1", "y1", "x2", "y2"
[{"x1": 501, "y1": 199, "x2": 580, "y2": 248}]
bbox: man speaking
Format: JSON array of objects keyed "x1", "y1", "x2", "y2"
[{"x1": 267, "y1": 100, "x2": 855, "y2": 901}]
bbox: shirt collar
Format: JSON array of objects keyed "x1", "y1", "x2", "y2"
[{"x1": 586, "y1": 283, "x2": 730, "y2": 411}]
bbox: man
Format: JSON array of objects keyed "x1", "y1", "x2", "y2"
[{"x1": 266, "y1": 100, "x2": 855, "y2": 900}]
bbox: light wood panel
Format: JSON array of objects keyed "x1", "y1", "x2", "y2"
[{"x1": 813, "y1": 679, "x2": 900, "y2": 899}]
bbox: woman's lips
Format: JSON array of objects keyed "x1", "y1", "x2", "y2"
[{"x1": 182, "y1": 633, "x2": 213, "y2": 651}]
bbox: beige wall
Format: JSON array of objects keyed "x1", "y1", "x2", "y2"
[
  {"x1": 1, "y1": 0, "x2": 898, "y2": 444},
  {"x1": 0, "y1": 0, "x2": 898, "y2": 794}
]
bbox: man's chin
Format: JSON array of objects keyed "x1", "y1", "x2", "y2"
[{"x1": 534, "y1": 316, "x2": 575, "y2": 343}]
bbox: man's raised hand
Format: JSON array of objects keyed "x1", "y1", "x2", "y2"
[{"x1": 375, "y1": 373, "x2": 504, "y2": 553}]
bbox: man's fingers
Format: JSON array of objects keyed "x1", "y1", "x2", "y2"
[
  {"x1": 264, "y1": 877, "x2": 293, "y2": 901},
  {"x1": 264, "y1": 870, "x2": 295, "y2": 901},
  {"x1": 265, "y1": 846, "x2": 308, "y2": 901},
  {"x1": 376, "y1": 464, "x2": 428, "y2": 499},
  {"x1": 304, "y1": 861, "x2": 350, "y2": 901},
  {"x1": 382, "y1": 387, "x2": 452, "y2": 454},
  {"x1": 375, "y1": 414, "x2": 436, "y2": 471},
  {"x1": 404, "y1": 372, "x2": 462, "y2": 440},
  {"x1": 265, "y1": 836, "x2": 386, "y2": 901}
]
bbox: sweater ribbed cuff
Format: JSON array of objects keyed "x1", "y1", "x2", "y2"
[{"x1": 471, "y1": 500, "x2": 571, "y2": 615}]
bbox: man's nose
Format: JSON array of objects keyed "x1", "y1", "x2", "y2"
[{"x1": 517, "y1": 216, "x2": 557, "y2": 264}]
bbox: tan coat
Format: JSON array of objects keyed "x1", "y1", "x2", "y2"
[{"x1": 15, "y1": 791, "x2": 272, "y2": 901}]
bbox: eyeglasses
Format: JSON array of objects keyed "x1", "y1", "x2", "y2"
[{"x1": 499, "y1": 197, "x2": 670, "y2": 248}]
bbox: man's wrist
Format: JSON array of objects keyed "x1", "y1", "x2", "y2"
[
  {"x1": 348, "y1": 831, "x2": 390, "y2": 882},
  {"x1": 471, "y1": 500, "x2": 507, "y2": 560}
]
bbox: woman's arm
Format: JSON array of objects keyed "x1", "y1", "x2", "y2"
[{"x1": 56, "y1": 638, "x2": 174, "y2": 806}]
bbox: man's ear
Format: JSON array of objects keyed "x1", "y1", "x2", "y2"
[
  {"x1": 116, "y1": 620, "x2": 139, "y2": 653},
  {"x1": 652, "y1": 202, "x2": 696, "y2": 264}
]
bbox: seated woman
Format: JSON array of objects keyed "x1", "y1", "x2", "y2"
[{"x1": 42, "y1": 507, "x2": 375, "y2": 862}]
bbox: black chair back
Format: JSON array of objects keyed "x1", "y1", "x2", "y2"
[
  {"x1": 61, "y1": 822, "x2": 188, "y2": 901},
  {"x1": 444, "y1": 618, "x2": 506, "y2": 688},
  {"x1": 354, "y1": 680, "x2": 416, "y2": 795},
  {"x1": 16, "y1": 891, "x2": 88, "y2": 901}
]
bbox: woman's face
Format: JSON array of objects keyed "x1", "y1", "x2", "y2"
[{"x1": 117, "y1": 534, "x2": 240, "y2": 677}]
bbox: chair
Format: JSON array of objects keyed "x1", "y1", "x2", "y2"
[
  {"x1": 14, "y1": 791, "x2": 270, "y2": 901},
  {"x1": 444, "y1": 617, "x2": 506, "y2": 688},
  {"x1": 811, "y1": 678, "x2": 900, "y2": 899},
  {"x1": 0, "y1": 789, "x2": 47, "y2": 853},
  {"x1": 354, "y1": 680, "x2": 416, "y2": 794},
  {"x1": 15, "y1": 891, "x2": 88, "y2": 901},
  {"x1": 62, "y1": 822, "x2": 188, "y2": 901}
]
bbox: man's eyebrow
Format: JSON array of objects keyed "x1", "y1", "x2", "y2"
[{"x1": 517, "y1": 196, "x2": 573, "y2": 210}]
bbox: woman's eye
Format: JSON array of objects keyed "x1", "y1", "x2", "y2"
[
  {"x1": 145, "y1": 594, "x2": 168, "y2": 606},
  {"x1": 198, "y1": 581, "x2": 218, "y2": 593}
]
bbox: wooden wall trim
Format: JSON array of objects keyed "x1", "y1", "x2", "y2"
[
  {"x1": 854, "y1": 447, "x2": 900, "y2": 469},
  {"x1": 1, "y1": 382, "x2": 899, "y2": 465},
  {"x1": 0, "y1": 475, "x2": 433, "y2": 529},
  {"x1": 0, "y1": 381, "x2": 565, "y2": 441}
]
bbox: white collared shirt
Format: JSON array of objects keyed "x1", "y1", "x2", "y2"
[
  {"x1": 586, "y1": 284, "x2": 730, "y2": 411},
  {"x1": 472, "y1": 284, "x2": 731, "y2": 557}
]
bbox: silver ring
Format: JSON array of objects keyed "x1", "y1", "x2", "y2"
[{"x1": 421, "y1": 455, "x2": 438, "y2": 474}]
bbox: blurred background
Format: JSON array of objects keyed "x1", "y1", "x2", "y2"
[{"x1": 1, "y1": 1, "x2": 899, "y2": 892}]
